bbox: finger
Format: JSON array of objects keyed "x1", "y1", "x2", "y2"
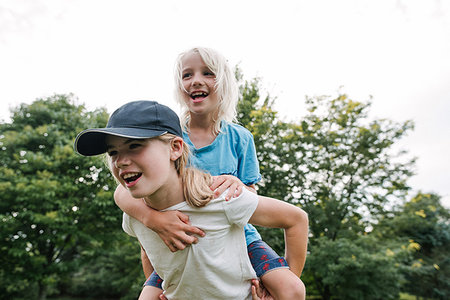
[
  {"x1": 176, "y1": 232, "x2": 198, "y2": 245},
  {"x1": 172, "y1": 240, "x2": 186, "y2": 251},
  {"x1": 210, "y1": 176, "x2": 226, "y2": 191},
  {"x1": 176, "y1": 211, "x2": 190, "y2": 224},
  {"x1": 225, "y1": 183, "x2": 239, "y2": 201},
  {"x1": 251, "y1": 279, "x2": 263, "y2": 297},
  {"x1": 184, "y1": 225, "x2": 206, "y2": 237},
  {"x1": 214, "y1": 181, "x2": 232, "y2": 198},
  {"x1": 168, "y1": 242, "x2": 177, "y2": 252},
  {"x1": 162, "y1": 238, "x2": 176, "y2": 252},
  {"x1": 251, "y1": 285, "x2": 259, "y2": 300},
  {"x1": 159, "y1": 293, "x2": 168, "y2": 300},
  {"x1": 234, "y1": 185, "x2": 243, "y2": 197}
]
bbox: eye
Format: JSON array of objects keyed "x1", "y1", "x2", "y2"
[
  {"x1": 182, "y1": 72, "x2": 192, "y2": 79},
  {"x1": 204, "y1": 70, "x2": 215, "y2": 77},
  {"x1": 107, "y1": 150, "x2": 118, "y2": 157},
  {"x1": 129, "y1": 143, "x2": 142, "y2": 150}
]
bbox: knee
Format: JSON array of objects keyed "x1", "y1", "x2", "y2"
[
  {"x1": 290, "y1": 279, "x2": 306, "y2": 300},
  {"x1": 278, "y1": 278, "x2": 305, "y2": 300}
]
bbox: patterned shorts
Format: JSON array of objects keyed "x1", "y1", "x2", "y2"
[{"x1": 144, "y1": 239, "x2": 289, "y2": 288}]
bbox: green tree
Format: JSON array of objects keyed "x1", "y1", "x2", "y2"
[
  {"x1": 236, "y1": 74, "x2": 293, "y2": 254},
  {"x1": 307, "y1": 235, "x2": 402, "y2": 300},
  {"x1": 237, "y1": 74, "x2": 416, "y2": 298},
  {"x1": 376, "y1": 193, "x2": 450, "y2": 299},
  {"x1": 64, "y1": 234, "x2": 143, "y2": 300},
  {"x1": 0, "y1": 95, "x2": 122, "y2": 299}
]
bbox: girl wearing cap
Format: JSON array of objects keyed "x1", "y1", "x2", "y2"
[
  {"x1": 75, "y1": 100, "x2": 308, "y2": 300},
  {"x1": 114, "y1": 48, "x2": 307, "y2": 299}
]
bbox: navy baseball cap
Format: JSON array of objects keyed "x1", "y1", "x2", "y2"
[{"x1": 74, "y1": 100, "x2": 182, "y2": 156}]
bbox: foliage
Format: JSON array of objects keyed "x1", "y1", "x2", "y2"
[
  {"x1": 375, "y1": 193, "x2": 450, "y2": 299},
  {"x1": 236, "y1": 73, "x2": 417, "y2": 299},
  {"x1": 306, "y1": 236, "x2": 402, "y2": 300},
  {"x1": 0, "y1": 95, "x2": 122, "y2": 299},
  {"x1": 63, "y1": 234, "x2": 143, "y2": 300},
  {"x1": 1, "y1": 72, "x2": 444, "y2": 299}
]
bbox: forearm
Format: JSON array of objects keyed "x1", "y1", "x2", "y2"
[
  {"x1": 249, "y1": 196, "x2": 309, "y2": 276},
  {"x1": 115, "y1": 185, "x2": 157, "y2": 228},
  {"x1": 284, "y1": 211, "x2": 308, "y2": 277}
]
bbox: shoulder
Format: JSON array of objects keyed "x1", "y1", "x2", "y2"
[
  {"x1": 222, "y1": 188, "x2": 259, "y2": 225},
  {"x1": 222, "y1": 122, "x2": 254, "y2": 141},
  {"x1": 226, "y1": 188, "x2": 258, "y2": 206},
  {"x1": 213, "y1": 188, "x2": 257, "y2": 206}
]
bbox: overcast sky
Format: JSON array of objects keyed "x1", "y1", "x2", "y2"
[{"x1": 1, "y1": 0, "x2": 449, "y2": 207}]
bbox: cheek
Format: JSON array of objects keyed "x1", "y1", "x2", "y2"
[
  {"x1": 208, "y1": 80, "x2": 218, "y2": 93},
  {"x1": 111, "y1": 167, "x2": 120, "y2": 181},
  {"x1": 182, "y1": 81, "x2": 190, "y2": 92},
  {"x1": 108, "y1": 160, "x2": 119, "y2": 178}
]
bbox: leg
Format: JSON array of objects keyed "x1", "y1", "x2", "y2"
[
  {"x1": 248, "y1": 240, "x2": 305, "y2": 300},
  {"x1": 141, "y1": 271, "x2": 164, "y2": 300},
  {"x1": 139, "y1": 286, "x2": 164, "y2": 300},
  {"x1": 260, "y1": 268, "x2": 305, "y2": 300}
]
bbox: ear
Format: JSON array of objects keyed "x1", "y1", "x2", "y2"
[{"x1": 170, "y1": 137, "x2": 183, "y2": 161}]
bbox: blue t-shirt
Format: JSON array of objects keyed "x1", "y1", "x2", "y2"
[{"x1": 183, "y1": 121, "x2": 262, "y2": 245}]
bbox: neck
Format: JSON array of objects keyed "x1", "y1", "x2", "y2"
[
  {"x1": 189, "y1": 113, "x2": 217, "y2": 131},
  {"x1": 143, "y1": 175, "x2": 184, "y2": 211}
]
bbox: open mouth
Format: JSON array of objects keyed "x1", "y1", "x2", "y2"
[
  {"x1": 122, "y1": 172, "x2": 142, "y2": 185},
  {"x1": 190, "y1": 91, "x2": 208, "y2": 101}
]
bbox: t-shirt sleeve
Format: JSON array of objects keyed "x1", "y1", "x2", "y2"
[
  {"x1": 122, "y1": 212, "x2": 137, "y2": 237},
  {"x1": 223, "y1": 188, "x2": 259, "y2": 227},
  {"x1": 237, "y1": 130, "x2": 262, "y2": 186}
]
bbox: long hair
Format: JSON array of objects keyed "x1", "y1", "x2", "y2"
[
  {"x1": 156, "y1": 134, "x2": 214, "y2": 208},
  {"x1": 174, "y1": 47, "x2": 239, "y2": 134}
]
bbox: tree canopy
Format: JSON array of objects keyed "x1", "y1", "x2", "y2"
[
  {"x1": 0, "y1": 95, "x2": 124, "y2": 299},
  {"x1": 1, "y1": 77, "x2": 448, "y2": 299}
]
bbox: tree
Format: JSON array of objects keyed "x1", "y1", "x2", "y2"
[
  {"x1": 0, "y1": 95, "x2": 122, "y2": 299},
  {"x1": 376, "y1": 193, "x2": 450, "y2": 299},
  {"x1": 307, "y1": 235, "x2": 402, "y2": 300},
  {"x1": 236, "y1": 74, "x2": 416, "y2": 298}
]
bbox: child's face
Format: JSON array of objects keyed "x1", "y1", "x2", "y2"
[
  {"x1": 181, "y1": 52, "x2": 219, "y2": 117},
  {"x1": 105, "y1": 135, "x2": 175, "y2": 200}
]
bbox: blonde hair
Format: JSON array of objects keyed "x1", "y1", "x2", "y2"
[
  {"x1": 107, "y1": 134, "x2": 214, "y2": 208},
  {"x1": 158, "y1": 134, "x2": 214, "y2": 207},
  {"x1": 174, "y1": 47, "x2": 239, "y2": 134}
]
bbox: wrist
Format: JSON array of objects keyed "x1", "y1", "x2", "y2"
[{"x1": 141, "y1": 204, "x2": 162, "y2": 231}]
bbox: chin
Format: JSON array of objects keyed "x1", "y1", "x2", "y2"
[{"x1": 128, "y1": 190, "x2": 146, "y2": 199}]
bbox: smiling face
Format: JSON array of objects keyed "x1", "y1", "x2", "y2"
[
  {"x1": 105, "y1": 135, "x2": 178, "y2": 202},
  {"x1": 180, "y1": 52, "x2": 220, "y2": 118}
]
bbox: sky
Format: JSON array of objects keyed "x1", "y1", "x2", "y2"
[{"x1": 1, "y1": 0, "x2": 449, "y2": 207}]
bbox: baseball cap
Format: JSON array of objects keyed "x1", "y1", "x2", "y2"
[{"x1": 74, "y1": 100, "x2": 182, "y2": 156}]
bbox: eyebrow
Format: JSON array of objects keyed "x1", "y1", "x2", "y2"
[{"x1": 105, "y1": 138, "x2": 141, "y2": 150}]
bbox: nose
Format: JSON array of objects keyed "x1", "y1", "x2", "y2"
[
  {"x1": 191, "y1": 73, "x2": 204, "y2": 87},
  {"x1": 114, "y1": 154, "x2": 130, "y2": 168}
]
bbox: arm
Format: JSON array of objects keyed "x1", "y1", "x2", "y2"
[
  {"x1": 140, "y1": 245, "x2": 154, "y2": 278},
  {"x1": 115, "y1": 185, "x2": 205, "y2": 251},
  {"x1": 248, "y1": 196, "x2": 308, "y2": 277}
]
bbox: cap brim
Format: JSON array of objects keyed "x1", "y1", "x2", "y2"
[{"x1": 74, "y1": 128, "x2": 167, "y2": 156}]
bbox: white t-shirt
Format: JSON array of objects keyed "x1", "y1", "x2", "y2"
[{"x1": 122, "y1": 188, "x2": 259, "y2": 300}]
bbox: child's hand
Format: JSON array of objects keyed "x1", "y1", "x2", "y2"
[
  {"x1": 251, "y1": 279, "x2": 274, "y2": 300},
  {"x1": 159, "y1": 293, "x2": 167, "y2": 300},
  {"x1": 148, "y1": 210, "x2": 205, "y2": 252},
  {"x1": 210, "y1": 175, "x2": 244, "y2": 201}
]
